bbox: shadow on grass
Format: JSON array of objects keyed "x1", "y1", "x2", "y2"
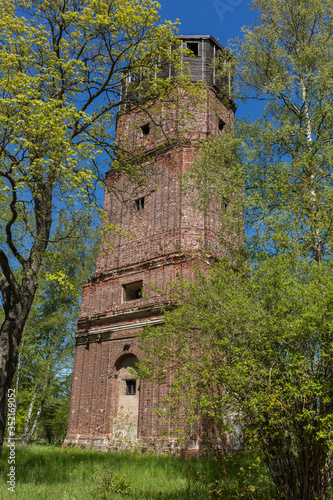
[
  {"x1": 0, "y1": 443, "x2": 218, "y2": 484},
  {"x1": 0, "y1": 444, "x2": 278, "y2": 499}
]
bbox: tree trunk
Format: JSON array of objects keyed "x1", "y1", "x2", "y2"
[
  {"x1": 13, "y1": 346, "x2": 22, "y2": 424},
  {"x1": 21, "y1": 389, "x2": 37, "y2": 445},
  {"x1": 0, "y1": 320, "x2": 22, "y2": 456},
  {"x1": 0, "y1": 278, "x2": 38, "y2": 456},
  {"x1": 0, "y1": 186, "x2": 51, "y2": 457},
  {"x1": 21, "y1": 364, "x2": 51, "y2": 445},
  {"x1": 25, "y1": 399, "x2": 44, "y2": 445},
  {"x1": 264, "y1": 426, "x2": 330, "y2": 500},
  {"x1": 300, "y1": 78, "x2": 323, "y2": 263}
]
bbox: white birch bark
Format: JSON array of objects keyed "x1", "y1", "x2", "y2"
[
  {"x1": 301, "y1": 77, "x2": 322, "y2": 262},
  {"x1": 21, "y1": 389, "x2": 37, "y2": 444},
  {"x1": 25, "y1": 400, "x2": 44, "y2": 445}
]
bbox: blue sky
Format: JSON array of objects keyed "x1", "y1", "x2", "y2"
[
  {"x1": 159, "y1": 0, "x2": 255, "y2": 51},
  {"x1": 159, "y1": 0, "x2": 257, "y2": 119}
]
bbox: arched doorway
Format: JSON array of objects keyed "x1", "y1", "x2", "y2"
[{"x1": 115, "y1": 354, "x2": 140, "y2": 439}]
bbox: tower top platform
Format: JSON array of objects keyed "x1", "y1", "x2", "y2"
[
  {"x1": 121, "y1": 34, "x2": 234, "y2": 109},
  {"x1": 165, "y1": 35, "x2": 232, "y2": 93}
]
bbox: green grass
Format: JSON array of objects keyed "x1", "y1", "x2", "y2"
[{"x1": 0, "y1": 443, "x2": 276, "y2": 499}]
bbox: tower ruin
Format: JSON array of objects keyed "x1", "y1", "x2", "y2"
[{"x1": 65, "y1": 35, "x2": 236, "y2": 451}]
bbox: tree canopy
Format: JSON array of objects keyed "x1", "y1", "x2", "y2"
[
  {"x1": 141, "y1": 257, "x2": 333, "y2": 499},
  {"x1": 0, "y1": 0, "x2": 185, "y2": 456},
  {"x1": 187, "y1": 0, "x2": 333, "y2": 263}
]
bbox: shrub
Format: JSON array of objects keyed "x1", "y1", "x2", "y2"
[{"x1": 92, "y1": 465, "x2": 132, "y2": 498}]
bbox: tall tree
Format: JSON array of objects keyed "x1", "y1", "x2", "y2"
[
  {"x1": 0, "y1": 0, "x2": 186, "y2": 455},
  {"x1": 188, "y1": 0, "x2": 333, "y2": 262},
  {"x1": 238, "y1": 0, "x2": 333, "y2": 262}
]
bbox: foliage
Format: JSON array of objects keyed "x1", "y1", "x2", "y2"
[
  {"x1": 38, "y1": 384, "x2": 71, "y2": 445},
  {"x1": 140, "y1": 257, "x2": 333, "y2": 499},
  {"x1": 238, "y1": 0, "x2": 333, "y2": 263},
  {"x1": 148, "y1": 1, "x2": 333, "y2": 498},
  {"x1": 92, "y1": 465, "x2": 132, "y2": 498},
  {"x1": 0, "y1": 0, "x2": 182, "y2": 285},
  {"x1": 187, "y1": 0, "x2": 333, "y2": 264},
  {"x1": 182, "y1": 131, "x2": 244, "y2": 259}
]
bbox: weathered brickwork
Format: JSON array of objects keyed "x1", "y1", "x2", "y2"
[{"x1": 65, "y1": 35, "x2": 237, "y2": 452}]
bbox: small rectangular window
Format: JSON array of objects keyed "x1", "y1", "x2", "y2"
[
  {"x1": 135, "y1": 197, "x2": 145, "y2": 211},
  {"x1": 126, "y1": 380, "x2": 136, "y2": 395},
  {"x1": 123, "y1": 281, "x2": 143, "y2": 302},
  {"x1": 187, "y1": 42, "x2": 199, "y2": 57},
  {"x1": 141, "y1": 123, "x2": 150, "y2": 136}
]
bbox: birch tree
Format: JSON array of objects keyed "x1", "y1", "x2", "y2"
[
  {"x1": 188, "y1": 0, "x2": 333, "y2": 263},
  {"x1": 238, "y1": 0, "x2": 333, "y2": 261}
]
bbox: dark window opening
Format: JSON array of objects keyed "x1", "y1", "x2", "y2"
[
  {"x1": 187, "y1": 42, "x2": 199, "y2": 57},
  {"x1": 141, "y1": 123, "x2": 150, "y2": 136},
  {"x1": 126, "y1": 379, "x2": 136, "y2": 395},
  {"x1": 123, "y1": 281, "x2": 143, "y2": 302},
  {"x1": 135, "y1": 197, "x2": 145, "y2": 211},
  {"x1": 218, "y1": 118, "x2": 225, "y2": 132}
]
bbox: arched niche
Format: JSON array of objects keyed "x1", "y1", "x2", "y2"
[{"x1": 114, "y1": 354, "x2": 140, "y2": 440}]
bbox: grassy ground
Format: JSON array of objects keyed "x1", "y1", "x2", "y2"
[{"x1": 0, "y1": 443, "x2": 276, "y2": 499}]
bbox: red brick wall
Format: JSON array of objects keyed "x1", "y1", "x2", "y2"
[{"x1": 66, "y1": 86, "x2": 236, "y2": 450}]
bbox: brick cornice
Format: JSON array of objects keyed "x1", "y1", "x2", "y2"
[
  {"x1": 76, "y1": 315, "x2": 165, "y2": 345},
  {"x1": 83, "y1": 252, "x2": 194, "y2": 287},
  {"x1": 77, "y1": 301, "x2": 171, "y2": 332}
]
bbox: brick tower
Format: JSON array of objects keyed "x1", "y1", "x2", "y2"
[{"x1": 65, "y1": 35, "x2": 236, "y2": 451}]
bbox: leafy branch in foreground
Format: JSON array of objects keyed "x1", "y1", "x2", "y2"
[
  {"x1": 0, "y1": 0, "x2": 186, "y2": 456},
  {"x1": 140, "y1": 257, "x2": 333, "y2": 499}
]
